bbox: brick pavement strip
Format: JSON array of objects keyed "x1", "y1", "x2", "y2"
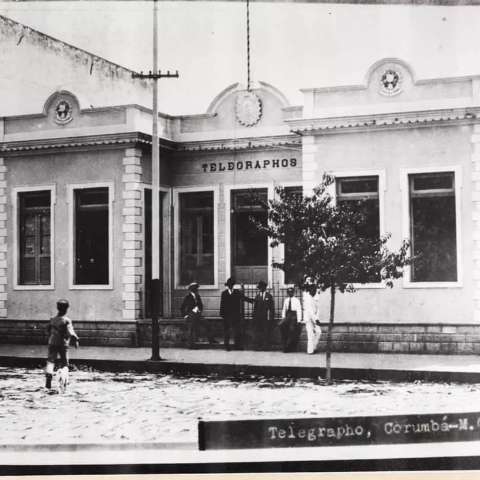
[{"x1": 2, "y1": 344, "x2": 480, "y2": 382}]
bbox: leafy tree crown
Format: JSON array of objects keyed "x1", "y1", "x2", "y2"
[{"x1": 257, "y1": 174, "x2": 412, "y2": 293}]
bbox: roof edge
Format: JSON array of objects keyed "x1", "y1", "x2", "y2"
[{"x1": 0, "y1": 14, "x2": 142, "y2": 81}]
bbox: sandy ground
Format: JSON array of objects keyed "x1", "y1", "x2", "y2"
[{"x1": 2, "y1": 366, "x2": 480, "y2": 446}]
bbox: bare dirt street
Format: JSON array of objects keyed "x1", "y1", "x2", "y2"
[{"x1": 2, "y1": 366, "x2": 480, "y2": 446}]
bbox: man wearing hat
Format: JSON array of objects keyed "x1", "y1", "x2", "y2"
[
  {"x1": 251, "y1": 280, "x2": 275, "y2": 350},
  {"x1": 181, "y1": 282, "x2": 215, "y2": 348},
  {"x1": 219, "y1": 278, "x2": 248, "y2": 351},
  {"x1": 280, "y1": 287, "x2": 303, "y2": 352}
]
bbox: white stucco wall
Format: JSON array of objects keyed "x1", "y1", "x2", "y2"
[
  {"x1": 6, "y1": 149, "x2": 127, "y2": 322},
  {"x1": 308, "y1": 124, "x2": 473, "y2": 324}
]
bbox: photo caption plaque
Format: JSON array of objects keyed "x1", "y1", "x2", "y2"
[{"x1": 199, "y1": 411, "x2": 480, "y2": 450}]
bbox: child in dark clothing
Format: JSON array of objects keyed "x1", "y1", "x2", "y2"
[{"x1": 45, "y1": 299, "x2": 79, "y2": 389}]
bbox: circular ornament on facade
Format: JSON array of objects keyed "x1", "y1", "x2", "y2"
[
  {"x1": 379, "y1": 69, "x2": 402, "y2": 96},
  {"x1": 54, "y1": 99, "x2": 73, "y2": 125},
  {"x1": 235, "y1": 91, "x2": 262, "y2": 127}
]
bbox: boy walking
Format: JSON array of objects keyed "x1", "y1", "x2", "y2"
[{"x1": 45, "y1": 299, "x2": 79, "y2": 389}]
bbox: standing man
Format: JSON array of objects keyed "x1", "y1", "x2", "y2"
[
  {"x1": 252, "y1": 280, "x2": 275, "y2": 351},
  {"x1": 280, "y1": 287, "x2": 303, "y2": 352},
  {"x1": 219, "y1": 277, "x2": 246, "y2": 351},
  {"x1": 181, "y1": 282, "x2": 215, "y2": 349},
  {"x1": 303, "y1": 283, "x2": 322, "y2": 354}
]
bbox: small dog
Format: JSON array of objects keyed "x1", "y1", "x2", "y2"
[{"x1": 56, "y1": 366, "x2": 69, "y2": 393}]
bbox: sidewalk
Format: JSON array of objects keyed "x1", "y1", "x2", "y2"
[{"x1": 2, "y1": 343, "x2": 480, "y2": 382}]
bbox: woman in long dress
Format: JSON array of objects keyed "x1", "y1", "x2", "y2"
[{"x1": 302, "y1": 284, "x2": 322, "y2": 354}]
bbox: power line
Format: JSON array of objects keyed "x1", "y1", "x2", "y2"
[{"x1": 246, "y1": 0, "x2": 251, "y2": 90}]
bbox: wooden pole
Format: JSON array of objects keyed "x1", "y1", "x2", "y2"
[
  {"x1": 151, "y1": 0, "x2": 161, "y2": 361},
  {"x1": 131, "y1": 1, "x2": 178, "y2": 360}
]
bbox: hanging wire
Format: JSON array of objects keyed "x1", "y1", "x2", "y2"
[{"x1": 246, "y1": 0, "x2": 251, "y2": 91}]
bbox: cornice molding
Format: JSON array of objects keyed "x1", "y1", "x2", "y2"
[
  {"x1": 175, "y1": 135, "x2": 301, "y2": 153},
  {"x1": 0, "y1": 131, "x2": 299, "y2": 156},
  {"x1": 0, "y1": 132, "x2": 170, "y2": 155},
  {"x1": 287, "y1": 106, "x2": 480, "y2": 135}
]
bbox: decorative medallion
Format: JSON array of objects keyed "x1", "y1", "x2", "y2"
[
  {"x1": 235, "y1": 91, "x2": 262, "y2": 127},
  {"x1": 379, "y1": 68, "x2": 402, "y2": 96},
  {"x1": 54, "y1": 99, "x2": 73, "y2": 125}
]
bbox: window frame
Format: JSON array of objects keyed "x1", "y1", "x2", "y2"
[
  {"x1": 272, "y1": 181, "x2": 304, "y2": 288},
  {"x1": 401, "y1": 165, "x2": 463, "y2": 289},
  {"x1": 68, "y1": 182, "x2": 114, "y2": 290},
  {"x1": 173, "y1": 185, "x2": 218, "y2": 290},
  {"x1": 13, "y1": 185, "x2": 56, "y2": 291},
  {"x1": 224, "y1": 182, "x2": 274, "y2": 288},
  {"x1": 331, "y1": 170, "x2": 387, "y2": 290}
]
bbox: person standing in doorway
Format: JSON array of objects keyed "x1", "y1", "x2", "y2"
[
  {"x1": 279, "y1": 287, "x2": 303, "y2": 352},
  {"x1": 45, "y1": 299, "x2": 79, "y2": 389},
  {"x1": 251, "y1": 280, "x2": 275, "y2": 351},
  {"x1": 302, "y1": 282, "x2": 322, "y2": 354},
  {"x1": 219, "y1": 277, "x2": 247, "y2": 351},
  {"x1": 181, "y1": 282, "x2": 215, "y2": 349}
]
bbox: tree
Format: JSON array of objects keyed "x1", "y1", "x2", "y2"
[{"x1": 259, "y1": 174, "x2": 412, "y2": 383}]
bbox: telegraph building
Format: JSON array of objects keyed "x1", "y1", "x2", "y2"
[{"x1": 0, "y1": 15, "x2": 479, "y2": 354}]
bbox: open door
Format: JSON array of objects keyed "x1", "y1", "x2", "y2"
[{"x1": 144, "y1": 189, "x2": 163, "y2": 318}]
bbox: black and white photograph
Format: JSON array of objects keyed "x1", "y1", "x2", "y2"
[{"x1": 1, "y1": 0, "x2": 480, "y2": 475}]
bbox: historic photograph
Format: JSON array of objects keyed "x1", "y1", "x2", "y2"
[{"x1": 1, "y1": 0, "x2": 480, "y2": 473}]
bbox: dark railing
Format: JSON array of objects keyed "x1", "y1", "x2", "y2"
[{"x1": 240, "y1": 283, "x2": 303, "y2": 321}]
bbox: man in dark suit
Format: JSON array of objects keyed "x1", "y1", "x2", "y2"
[
  {"x1": 252, "y1": 280, "x2": 275, "y2": 351},
  {"x1": 181, "y1": 282, "x2": 215, "y2": 349},
  {"x1": 219, "y1": 277, "x2": 247, "y2": 351}
]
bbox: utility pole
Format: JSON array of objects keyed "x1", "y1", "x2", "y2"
[{"x1": 132, "y1": 0, "x2": 179, "y2": 361}]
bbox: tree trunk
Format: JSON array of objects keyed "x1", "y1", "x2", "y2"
[{"x1": 325, "y1": 285, "x2": 336, "y2": 384}]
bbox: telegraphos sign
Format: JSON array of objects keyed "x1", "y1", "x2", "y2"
[{"x1": 201, "y1": 158, "x2": 297, "y2": 173}]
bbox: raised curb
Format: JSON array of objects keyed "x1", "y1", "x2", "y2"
[{"x1": 1, "y1": 354, "x2": 479, "y2": 383}]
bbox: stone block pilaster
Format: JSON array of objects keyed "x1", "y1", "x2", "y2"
[
  {"x1": 0, "y1": 158, "x2": 7, "y2": 318},
  {"x1": 472, "y1": 125, "x2": 480, "y2": 321},
  {"x1": 302, "y1": 135, "x2": 318, "y2": 194},
  {"x1": 121, "y1": 148, "x2": 143, "y2": 320}
]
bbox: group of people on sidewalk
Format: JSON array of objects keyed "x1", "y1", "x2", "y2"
[
  {"x1": 42, "y1": 280, "x2": 322, "y2": 389},
  {"x1": 180, "y1": 278, "x2": 323, "y2": 354}
]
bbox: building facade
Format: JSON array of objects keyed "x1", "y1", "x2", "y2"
[{"x1": 1, "y1": 16, "x2": 479, "y2": 353}]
